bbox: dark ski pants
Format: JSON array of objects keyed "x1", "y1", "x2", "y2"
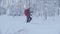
[{"x1": 27, "y1": 16, "x2": 32, "y2": 23}]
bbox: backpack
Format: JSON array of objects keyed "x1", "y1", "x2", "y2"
[{"x1": 24, "y1": 8, "x2": 30, "y2": 16}]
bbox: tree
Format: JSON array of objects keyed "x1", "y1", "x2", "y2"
[{"x1": 0, "y1": 7, "x2": 6, "y2": 15}]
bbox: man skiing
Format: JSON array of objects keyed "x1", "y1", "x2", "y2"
[{"x1": 24, "y1": 7, "x2": 32, "y2": 23}]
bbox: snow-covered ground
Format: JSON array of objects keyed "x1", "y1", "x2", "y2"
[{"x1": 0, "y1": 16, "x2": 60, "y2": 34}]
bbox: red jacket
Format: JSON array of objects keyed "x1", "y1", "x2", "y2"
[{"x1": 24, "y1": 9, "x2": 30, "y2": 16}]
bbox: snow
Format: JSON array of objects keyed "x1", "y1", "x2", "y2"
[{"x1": 0, "y1": 16, "x2": 60, "y2": 34}]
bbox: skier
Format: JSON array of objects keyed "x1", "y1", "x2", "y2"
[{"x1": 24, "y1": 8, "x2": 32, "y2": 23}]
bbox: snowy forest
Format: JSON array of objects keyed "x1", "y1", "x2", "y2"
[{"x1": 0, "y1": 0, "x2": 60, "y2": 19}]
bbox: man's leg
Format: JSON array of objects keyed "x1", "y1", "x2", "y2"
[
  {"x1": 29, "y1": 16, "x2": 32, "y2": 22},
  {"x1": 27, "y1": 16, "x2": 29, "y2": 23},
  {"x1": 27, "y1": 16, "x2": 32, "y2": 23}
]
